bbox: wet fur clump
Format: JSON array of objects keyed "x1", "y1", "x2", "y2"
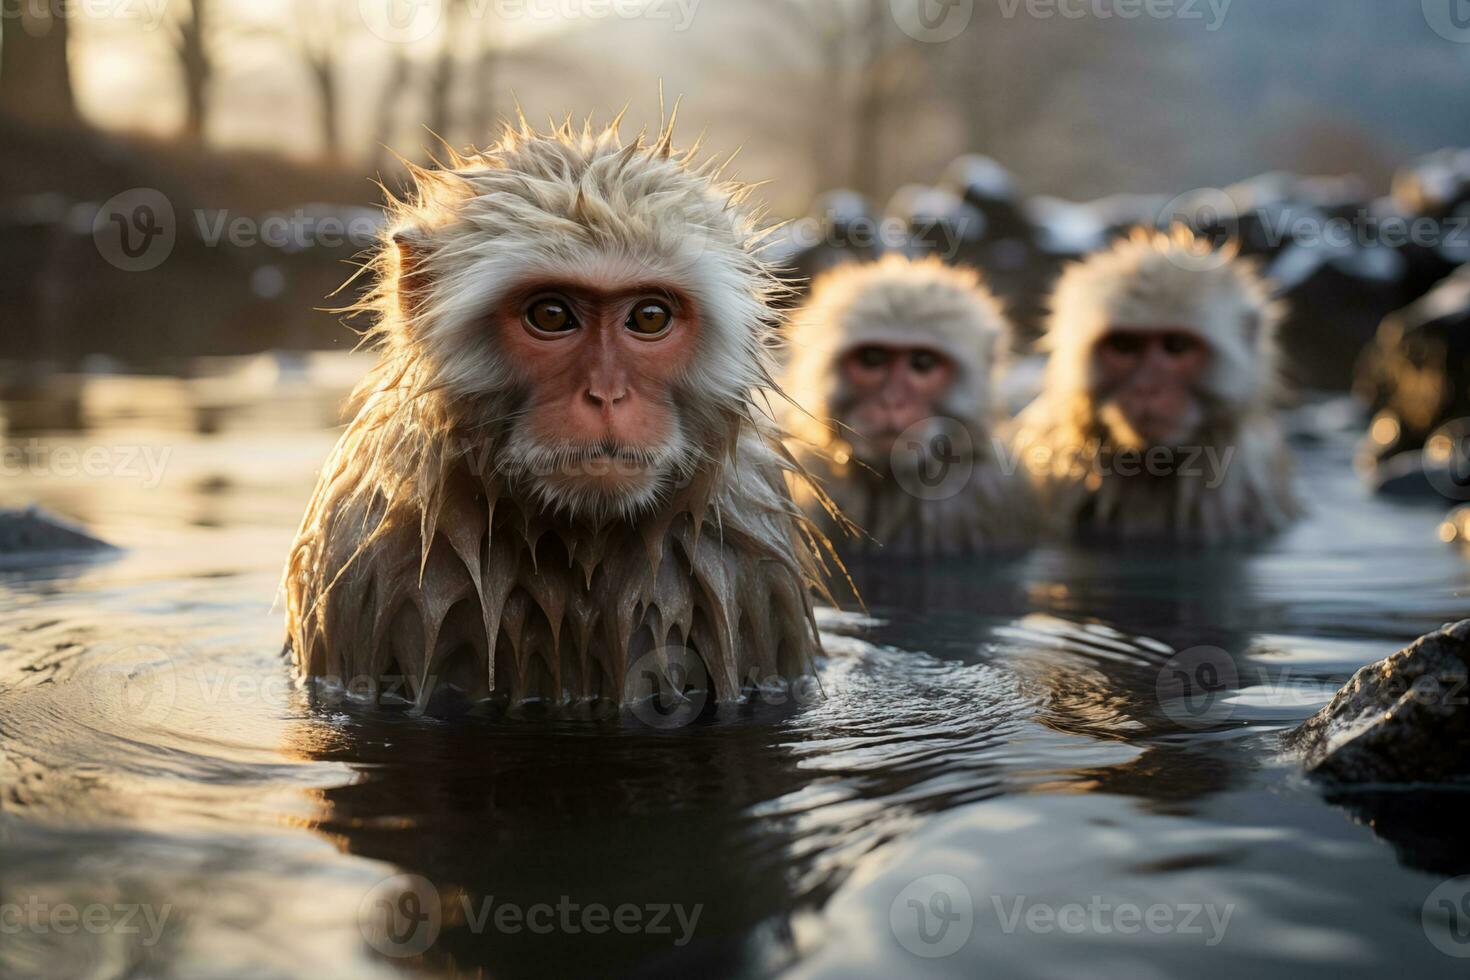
[
  {"x1": 1011, "y1": 226, "x2": 1297, "y2": 541},
  {"x1": 283, "y1": 116, "x2": 838, "y2": 710},
  {"x1": 783, "y1": 255, "x2": 1034, "y2": 556}
]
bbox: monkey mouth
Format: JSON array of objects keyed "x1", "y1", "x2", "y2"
[
  {"x1": 501, "y1": 431, "x2": 693, "y2": 521},
  {"x1": 565, "y1": 440, "x2": 665, "y2": 469}
]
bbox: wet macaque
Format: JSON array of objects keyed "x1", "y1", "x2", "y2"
[
  {"x1": 783, "y1": 255, "x2": 1033, "y2": 556},
  {"x1": 285, "y1": 117, "x2": 834, "y2": 711},
  {"x1": 1013, "y1": 227, "x2": 1296, "y2": 540}
]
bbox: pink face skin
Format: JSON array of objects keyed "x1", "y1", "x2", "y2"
[
  {"x1": 1093, "y1": 327, "x2": 1212, "y2": 447},
  {"x1": 495, "y1": 282, "x2": 698, "y2": 496},
  {"x1": 839, "y1": 344, "x2": 956, "y2": 457}
]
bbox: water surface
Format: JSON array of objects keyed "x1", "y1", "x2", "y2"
[{"x1": 2, "y1": 375, "x2": 1468, "y2": 979}]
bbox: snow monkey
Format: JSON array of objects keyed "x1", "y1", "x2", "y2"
[
  {"x1": 782, "y1": 254, "x2": 1034, "y2": 556},
  {"x1": 1013, "y1": 226, "x2": 1297, "y2": 541},
  {"x1": 284, "y1": 115, "x2": 837, "y2": 711}
]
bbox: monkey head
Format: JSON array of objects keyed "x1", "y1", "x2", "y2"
[
  {"x1": 1044, "y1": 226, "x2": 1283, "y2": 452},
  {"x1": 785, "y1": 255, "x2": 1010, "y2": 474},
  {"x1": 377, "y1": 118, "x2": 774, "y2": 522}
]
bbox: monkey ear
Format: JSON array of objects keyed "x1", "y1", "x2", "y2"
[{"x1": 392, "y1": 229, "x2": 433, "y2": 331}]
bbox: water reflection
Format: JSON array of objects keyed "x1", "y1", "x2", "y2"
[{"x1": 1, "y1": 374, "x2": 1469, "y2": 978}]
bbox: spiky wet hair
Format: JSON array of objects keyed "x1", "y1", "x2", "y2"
[
  {"x1": 783, "y1": 254, "x2": 1012, "y2": 454},
  {"x1": 1042, "y1": 225, "x2": 1284, "y2": 417},
  {"x1": 284, "y1": 115, "x2": 836, "y2": 708},
  {"x1": 1013, "y1": 226, "x2": 1296, "y2": 540},
  {"x1": 780, "y1": 255, "x2": 1034, "y2": 556}
]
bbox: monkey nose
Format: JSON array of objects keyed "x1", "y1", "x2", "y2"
[{"x1": 583, "y1": 384, "x2": 629, "y2": 413}]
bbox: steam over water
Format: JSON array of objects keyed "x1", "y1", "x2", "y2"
[{"x1": 2, "y1": 373, "x2": 1469, "y2": 979}]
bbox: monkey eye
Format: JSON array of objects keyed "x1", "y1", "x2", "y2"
[
  {"x1": 525, "y1": 297, "x2": 578, "y2": 334},
  {"x1": 1101, "y1": 333, "x2": 1146, "y2": 356},
  {"x1": 910, "y1": 350, "x2": 942, "y2": 373},
  {"x1": 1161, "y1": 332, "x2": 1203, "y2": 356},
  {"x1": 854, "y1": 346, "x2": 891, "y2": 368},
  {"x1": 626, "y1": 301, "x2": 673, "y2": 337}
]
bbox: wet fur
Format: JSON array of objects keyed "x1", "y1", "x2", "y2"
[
  {"x1": 283, "y1": 116, "x2": 837, "y2": 709},
  {"x1": 1012, "y1": 227, "x2": 1297, "y2": 541},
  {"x1": 783, "y1": 255, "x2": 1034, "y2": 555}
]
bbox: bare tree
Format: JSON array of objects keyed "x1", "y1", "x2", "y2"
[
  {"x1": 292, "y1": 0, "x2": 345, "y2": 161},
  {"x1": 373, "y1": 47, "x2": 414, "y2": 172},
  {"x1": 173, "y1": 0, "x2": 213, "y2": 143},
  {"x1": 741, "y1": 0, "x2": 924, "y2": 198},
  {"x1": 468, "y1": 16, "x2": 502, "y2": 144},
  {"x1": 0, "y1": 2, "x2": 78, "y2": 126}
]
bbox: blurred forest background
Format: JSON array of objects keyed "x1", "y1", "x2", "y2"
[{"x1": 2, "y1": 0, "x2": 1469, "y2": 382}]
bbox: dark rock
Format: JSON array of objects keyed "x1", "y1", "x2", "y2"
[
  {"x1": 0, "y1": 505, "x2": 115, "y2": 564},
  {"x1": 936, "y1": 156, "x2": 1057, "y2": 338},
  {"x1": 771, "y1": 190, "x2": 884, "y2": 304},
  {"x1": 1363, "y1": 449, "x2": 1438, "y2": 497},
  {"x1": 1354, "y1": 264, "x2": 1470, "y2": 486},
  {"x1": 1286, "y1": 620, "x2": 1470, "y2": 784}
]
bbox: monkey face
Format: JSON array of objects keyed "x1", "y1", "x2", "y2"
[
  {"x1": 1093, "y1": 328, "x2": 1212, "y2": 450},
  {"x1": 494, "y1": 282, "x2": 702, "y2": 519},
  {"x1": 837, "y1": 344, "x2": 957, "y2": 462}
]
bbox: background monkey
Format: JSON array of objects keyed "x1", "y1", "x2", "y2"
[
  {"x1": 783, "y1": 255, "x2": 1033, "y2": 556},
  {"x1": 284, "y1": 116, "x2": 835, "y2": 711},
  {"x1": 1013, "y1": 226, "x2": 1296, "y2": 541}
]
